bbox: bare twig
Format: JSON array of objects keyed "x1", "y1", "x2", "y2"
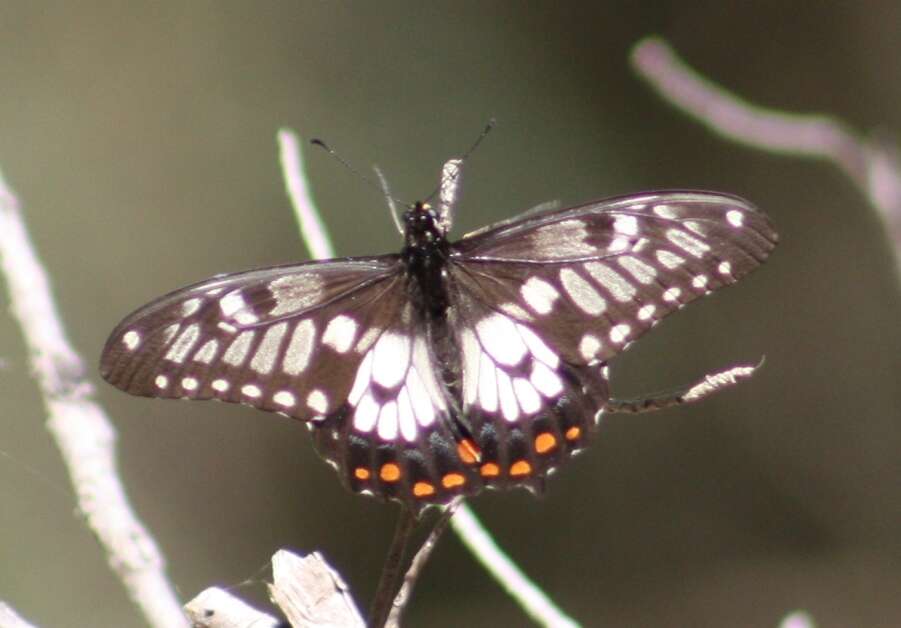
[
  {"x1": 276, "y1": 133, "x2": 580, "y2": 627},
  {"x1": 386, "y1": 499, "x2": 463, "y2": 628},
  {"x1": 605, "y1": 362, "x2": 760, "y2": 414},
  {"x1": 631, "y1": 36, "x2": 901, "y2": 276},
  {"x1": 277, "y1": 128, "x2": 333, "y2": 261},
  {"x1": 0, "y1": 169, "x2": 188, "y2": 627},
  {"x1": 779, "y1": 610, "x2": 817, "y2": 628},
  {"x1": 369, "y1": 508, "x2": 418, "y2": 628}
]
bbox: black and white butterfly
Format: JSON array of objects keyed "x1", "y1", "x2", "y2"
[{"x1": 100, "y1": 162, "x2": 777, "y2": 511}]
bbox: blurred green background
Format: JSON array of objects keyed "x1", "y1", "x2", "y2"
[{"x1": 1, "y1": 2, "x2": 899, "y2": 627}]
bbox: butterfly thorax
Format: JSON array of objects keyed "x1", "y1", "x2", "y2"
[{"x1": 401, "y1": 202, "x2": 451, "y2": 321}]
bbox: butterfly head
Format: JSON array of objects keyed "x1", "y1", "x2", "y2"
[{"x1": 403, "y1": 201, "x2": 447, "y2": 249}]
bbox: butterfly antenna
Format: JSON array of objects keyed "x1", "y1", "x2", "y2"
[
  {"x1": 373, "y1": 165, "x2": 404, "y2": 235},
  {"x1": 423, "y1": 118, "x2": 496, "y2": 205},
  {"x1": 309, "y1": 138, "x2": 410, "y2": 212}
]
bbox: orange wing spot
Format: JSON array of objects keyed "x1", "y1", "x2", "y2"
[
  {"x1": 535, "y1": 432, "x2": 557, "y2": 454},
  {"x1": 413, "y1": 481, "x2": 435, "y2": 497},
  {"x1": 457, "y1": 439, "x2": 482, "y2": 464},
  {"x1": 442, "y1": 473, "x2": 466, "y2": 489},
  {"x1": 354, "y1": 467, "x2": 371, "y2": 481},
  {"x1": 510, "y1": 460, "x2": 532, "y2": 477},
  {"x1": 480, "y1": 462, "x2": 500, "y2": 477},
  {"x1": 565, "y1": 426, "x2": 582, "y2": 441},
  {"x1": 379, "y1": 463, "x2": 401, "y2": 482}
]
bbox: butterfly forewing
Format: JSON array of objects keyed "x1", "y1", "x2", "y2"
[
  {"x1": 450, "y1": 191, "x2": 777, "y2": 365},
  {"x1": 100, "y1": 257, "x2": 403, "y2": 421}
]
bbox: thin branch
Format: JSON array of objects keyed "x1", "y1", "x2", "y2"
[
  {"x1": 0, "y1": 602, "x2": 38, "y2": 628},
  {"x1": 369, "y1": 507, "x2": 418, "y2": 628},
  {"x1": 277, "y1": 134, "x2": 579, "y2": 627},
  {"x1": 269, "y1": 551, "x2": 365, "y2": 628},
  {"x1": 386, "y1": 498, "x2": 463, "y2": 628},
  {"x1": 631, "y1": 36, "x2": 901, "y2": 277},
  {"x1": 605, "y1": 362, "x2": 760, "y2": 414},
  {"x1": 779, "y1": 610, "x2": 817, "y2": 628},
  {"x1": 184, "y1": 588, "x2": 281, "y2": 628},
  {"x1": 277, "y1": 129, "x2": 334, "y2": 261},
  {"x1": 450, "y1": 506, "x2": 580, "y2": 628},
  {"x1": 0, "y1": 169, "x2": 188, "y2": 627}
]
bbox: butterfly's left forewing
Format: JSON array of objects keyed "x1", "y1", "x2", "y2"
[{"x1": 100, "y1": 257, "x2": 404, "y2": 422}]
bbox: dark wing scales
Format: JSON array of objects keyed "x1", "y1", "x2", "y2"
[
  {"x1": 450, "y1": 191, "x2": 777, "y2": 365},
  {"x1": 445, "y1": 275, "x2": 610, "y2": 494},
  {"x1": 100, "y1": 257, "x2": 404, "y2": 424}
]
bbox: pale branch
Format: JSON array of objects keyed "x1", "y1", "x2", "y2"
[
  {"x1": 631, "y1": 36, "x2": 901, "y2": 277},
  {"x1": 269, "y1": 551, "x2": 365, "y2": 628},
  {"x1": 0, "y1": 169, "x2": 188, "y2": 628},
  {"x1": 605, "y1": 363, "x2": 760, "y2": 414},
  {"x1": 0, "y1": 602, "x2": 37, "y2": 628},
  {"x1": 184, "y1": 588, "x2": 281, "y2": 628}
]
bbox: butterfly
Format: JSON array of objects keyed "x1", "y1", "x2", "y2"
[{"x1": 100, "y1": 167, "x2": 777, "y2": 512}]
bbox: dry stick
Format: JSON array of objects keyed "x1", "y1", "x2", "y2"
[
  {"x1": 0, "y1": 602, "x2": 38, "y2": 628},
  {"x1": 276, "y1": 130, "x2": 581, "y2": 628},
  {"x1": 631, "y1": 36, "x2": 901, "y2": 277},
  {"x1": 0, "y1": 170, "x2": 188, "y2": 627},
  {"x1": 386, "y1": 498, "x2": 464, "y2": 628},
  {"x1": 368, "y1": 508, "x2": 419, "y2": 628}
]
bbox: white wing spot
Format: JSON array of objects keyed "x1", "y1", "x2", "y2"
[
  {"x1": 219, "y1": 290, "x2": 258, "y2": 325},
  {"x1": 222, "y1": 331, "x2": 255, "y2": 366},
  {"x1": 377, "y1": 401, "x2": 399, "y2": 440},
  {"x1": 496, "y1": 369, "x2": 519, "y2": 422},
  {"x1": 638, "y1": 304, "x2": 656, "y2": 321},
  {"x1": 718, "y1": 261, "x2": 732, "y2": 275},
  {"x1": 122, "y1": 330, "x2": 140, "y2": 350},
  {"x1": 530, "y1": 361, "x2": 563, "y2": 398},
  {"x1": 354, "y1": 392, "x2": 379, "y2": 432},
  {"x1": 250, "y1": 322, "x2": 288, "y2": 374},
  {"x1": 268, "y1": 274, "x2": 324, "y2": 316},
  {"x1": 283, "y1": 320, "x2": 315, "y2": 375},
  {"x1": 613, "y1": 215, "x2": 639, "y2": 236},
  {"x1": 241, "y1": 384, "x2": 262, "y2": 398},
  {"x1": 165, "y1": 323, "x2": 200, "y2": 363},
  {"x1": 307, "y1": 389, "x2": 329, "y2": 414},
  {"x1": 663, "y1": 287, "x2": 682, "y2": 302},
  {"x1": 500, "y1": 302, "x2": 533, "y2": 321},
  {"x1": 461, "y1": 329, "x2": 481, "y2": 405},
  {"x1": 477, "y1": 314, "x2": 528, "y2": 366},
  {"x1": 692, "y1": 274, "x2": 709, "y2": 289},
  {"x1": 520, "y1": 277, "x2": 559, "y2": 315},
  {"x1": 155, "y1": 375, "x2": 168, "y2": 389},
  {"x1": 212, "y1": 379, "x2": 229, "y2": 392},
  {"x1": 398, "y1": 388, "x2": 417, "y2": 442},
  {"x1": 217, "y1": 321, "x2": 237, "y2": 334},
  {"x1": 684, "y1": 220, "x2": 706, "y2": 236},
  {"x1": 584, "y1": 262, "x2": 636, "y2": 302},
  {"x1": 181, "y1": 377, "x2": 198, "y2": 391},
  {"x1": 608, "y1": 236, "x2": 630, "y2": 252},
  {"x1": 656, "y1": 249, "x2": 685, "y2": 269},
  {"x1": 516, "y1": 324, "x2": 560, "y2": 368},
  {"x1": 653, "y1": 204, "x2": 677, "y2": 219},
  {"x1": 513, "y1": 378, "x2": 541, "y2": 414},
  {"x1": 354, "y1": 326, "x2": 381, "y2": 353},
  {"x1": 530, "y1": 219, "x2": 595, "y2": 258},
  {"x1": 610, "y1": 324, "x2": 631, "y2": 344},
  {"x1": 617, "y1": 256, "x2": 657, "y2": 284},
  {"x1": 406, "y1": 366, "x2": 436, "y2": 426},
  {"x1": 273, "y1": 391, "x2": 295, "y2": 407},
  {"x1": 323, "y1": 315, "x2": 358, "y2": 354},
  {"x1": 579, "y1": 334, "x2": 602, "y2": 361},
  {"x1": 477, "y1": 352, "x2": 498, "y2": 412},
  {"x1": 559, "y1": 268, "x2": 606, "y2": 315},
  {"x1": 666, "y1": 228, "x2": 710, "y2": 258},
  {"x1": 727, "y1": 209, "x2": 744, "y2": 227},
  {"x1": 162, "y1": 323, "x2": 180, "y2": 344},
  {"x1": 348, "y1": 351, "x2": 374, "y2": 406},
  {"x1": 181, "y1": 298, "x2": 202, "y2": 317},
  {"x1": 193, "y1": 339, "x2": 219, "y2": 364},
  {"x1": 372, "y1": 332, "x2": 411, "y2": 388}
]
